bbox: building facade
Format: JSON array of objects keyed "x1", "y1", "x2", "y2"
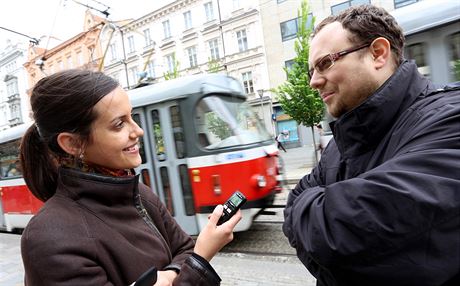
[
  {"x1": 259, "y1": 0, "x2": 459, "y2": 148},
  {"x1": 23, "y1": 11, "x2": 107, "y2": 89},
  {"x1": 0, "y1": 40, "x2": 31, "y2": 130},
  {"x1": 101, "y1": 0, "x2": 274, "y2": 134}
]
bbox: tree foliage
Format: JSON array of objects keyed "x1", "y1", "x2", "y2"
[
  {"x1": 454, "y1": 59, "x2": 460, "y2": 81},
  {"x1": 207, "y1": 58, "x2": 221, "y2": 73},
  {"x1": 273, "y1": 0, "x2": 324, "y2": 128},
  {"x1": 163, "y1": 53, "x2": 180, "y2": 80}
]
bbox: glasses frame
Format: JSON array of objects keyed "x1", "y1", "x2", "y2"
[{"x1": 308, "y1": 43, "x2": 371, "y2": 79}]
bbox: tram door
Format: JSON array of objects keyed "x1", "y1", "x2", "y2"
[
  {"x1": 144, "y1": 102, "x2": 199, "y2": 235},
  {"x1": 132, "y1": 111, "x2": 160, "y2": 199}
]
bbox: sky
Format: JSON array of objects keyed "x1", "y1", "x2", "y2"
[{"x1": 0, "y1": 0, "x2": 174, "y2": 49}]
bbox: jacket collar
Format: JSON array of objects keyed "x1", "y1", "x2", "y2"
[
  {"x1": 331, "y1": 60, "x2": 434, "y2": 158},
  {"x1": 56, "y1": 167, "x2": 139, "y2": 207}
]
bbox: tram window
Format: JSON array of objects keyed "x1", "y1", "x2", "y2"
[
  {"x1": 405, "y1": 43, "x2": 430, "y2": 77},
  {"x1": 448, "y1": 32, "x2": 460, "y2": 81},
  {"x1": 170, "y1": 106, "x2": 186, "y2": 159},
  {"x1": 0, "y1": 139, "x2": 22, "y2": 179},
  {"x1": 151, "y1": 110, "x2": 166, "y2": 161},
  {"x1": 194, "y1": 95, "x2": 271, "y2": 149},
  {"x1": 132, "y1": 114, "x2": 147, "y2": 164},
  {"x1": 160, "y1": 167, "x2": 174, "y2": 215},
  {"x1": 178, "y1": 164, "x2": 195, "y2": 215}
]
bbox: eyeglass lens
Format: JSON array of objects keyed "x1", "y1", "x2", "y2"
[{"x1": 309, "y1": 55, "x2": 333, "y2": 79}]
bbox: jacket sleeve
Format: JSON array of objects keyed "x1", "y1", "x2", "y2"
[
  {"x1": 283, "y1": 97, "x2": 460, "y2": 284},
  {"x1": 173, "y1": 253, "x2": 221, "y2": 286},
  {"x1": 283, "y1": 149, "x2": 326, "y2": 249}
]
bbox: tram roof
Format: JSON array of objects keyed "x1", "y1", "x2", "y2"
[
  {"x1": 391, "y1": 0, "x2": 460, "y2": 36},
  {"x1": 128, "y1": 73, "x2": 247, "y2": 107},
  {"x1": 0, "y1": 123, "x2": 32, "y2": 143}
]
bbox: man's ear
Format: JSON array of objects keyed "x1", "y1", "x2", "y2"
[
  {"x1": 370, "y1": 37, "x2": 392, "y2": 70},
  {"x1": 57, "y1": 132, "x2": 83, "y2": 156}
]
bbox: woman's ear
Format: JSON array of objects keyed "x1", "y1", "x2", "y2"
[
  {"x1": 57, "y1": 132, "x2": 82, "y2": 156},
  {"x1": 370, "y1": 37, "x2": 392, "y2": 70}
]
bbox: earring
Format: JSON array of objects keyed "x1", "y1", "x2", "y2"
[{"x1": 79, "y1": 153, "x2": 84, "y2": 160}]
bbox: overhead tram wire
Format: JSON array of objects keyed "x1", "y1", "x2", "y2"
[
  {"x1": 0, "y1": 27, "x2": 40, "y2": 45},
  {"x1": 36, "y1": 0, "x2": 64, "y2": 71}
]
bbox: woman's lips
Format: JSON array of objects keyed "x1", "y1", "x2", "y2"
[{"x1": 123, "y1": 144, "x2": 139, "y2": 153}]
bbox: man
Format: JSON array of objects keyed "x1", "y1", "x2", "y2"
[
  {"x1": 276, "y1": 131, "x2": 288, "y2": 152},
  {"x1": 283, "y1": 5, "x2": 459, "y2": 286}
]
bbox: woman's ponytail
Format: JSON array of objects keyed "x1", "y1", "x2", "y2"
[{"x1": 19, "y1": 124, "x2": 58, "y2": 202}]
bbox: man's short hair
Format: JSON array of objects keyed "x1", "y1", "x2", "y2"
[{"x1": 313, "y1": 5, "x2": 405, "y2": 67}]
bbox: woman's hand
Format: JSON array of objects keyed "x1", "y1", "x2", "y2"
[
  {"x1": 153, "y1": 270, "x2": 177, "y2": 286},
  {"x1": 193, "y1": 205, "x2": 242, "y2": 261}
]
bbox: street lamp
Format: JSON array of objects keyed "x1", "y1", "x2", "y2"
[{"x1": 257, "y1": 89, "x2": 266, "y2": 128}]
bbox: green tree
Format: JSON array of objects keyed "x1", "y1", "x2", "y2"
[
  {"x1": 163, "y1": 54, "x2": 180, "y2": 80},
  {"x1": 454, "y1": 59, "x2": 460, "y2": 81},
  {"x1": 206, "y1": 112, "x2": 231, "y2": 140},
  {"x1": 273, "y1": 0, "x2": 324, "y2": 163},
  {"x1": 207, "y1": 58, "x2": 221, "y2": 73}
]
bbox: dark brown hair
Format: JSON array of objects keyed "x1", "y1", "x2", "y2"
[
  {"x1": 313, "y1": 5, "x2": 405, "y2": 67},
  {"x1": 20, "y1": 69, "x2": 119, "y2": 202}
]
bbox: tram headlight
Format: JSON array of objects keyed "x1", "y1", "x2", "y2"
[{"x1": 250, "y1": 174, "x2": 267, "y2": 189}]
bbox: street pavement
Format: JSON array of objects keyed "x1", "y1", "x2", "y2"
[{"x1": 0, "y1": 144, "x2": 318, "y2": 286}]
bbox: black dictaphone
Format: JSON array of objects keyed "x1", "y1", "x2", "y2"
[{"x1": 217, "y1": 191, "x2": 247, "y2": 225}]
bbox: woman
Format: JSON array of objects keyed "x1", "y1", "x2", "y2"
[{"x1": 20, "y1": 69, "x2": 241, "y2": 285}]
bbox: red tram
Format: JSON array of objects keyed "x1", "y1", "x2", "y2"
[{"x1": 0, "y1": 74, "x2": 283, "y2": 234}]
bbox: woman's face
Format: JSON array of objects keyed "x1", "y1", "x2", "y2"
[{"x1": 82, "y1": 87, "x2": 144, "y2": 170}]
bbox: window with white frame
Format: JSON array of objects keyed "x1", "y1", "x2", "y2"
[
  {"x1": 109, "y1": 43, "x2": 117, "y2": 61},
  {"x1": 237, "y1": 29, "x2": 248, "y2": 52},
  {"x1": 183, "y1": 11, "x2": 192, "y2": 30},
  {"x1": 6, "y1": 80, "x2": 18, "y2": 97},
  {"x1": 147, "y1": 60, "x2": 156, "y2": 78},
  {"x1": 208, "y1": 38, "x2": 220, "y2": 60},
  {"x1": 58, "y1": 60, "x2": 64, "y2": 71},
  {"x1": 163, "y1": 20, "x2": 171, "y2": 39},
  {"x1": 77, "y1": 51, "x2": 83, "y2": 66},
  {"x1": 129, "y1": 66, "x2": 139, "y2": 83},
  {"x1": 127, "y1": 35, "x2": 136, "y2": 54},
  {"x1": 110, "y1": 72, "x2": 120, "y2": 82},
  {"x1": 233, "y1": 0, "x2": 241, "y2": 9},
  {"x1": 285, "y1": 59, "x2": 295, "y2": 72},
  {"x1": 165, "y1": 54, "x2": 175, "y2": 73},
  {"x1": 405, "y1": 42, "x2": 429, "y2": 77},
  {"x1": 67, "y1": 56, "x2": 73, "y2": 69},
  {"x1": 204, "y1": 2, "x2": 214, "y2": 22},
  {"x1": 449, "y1": 32, "x2": 460, "y2": 80},
  {"x1": 280, "y1": 18, "x2": 298, "y2": 41},
  {"x1": 241, "y1": 71, "x2": 254, "y2": 94},
  {"x1": 331, "y1": 0, "x2": 370, "y2": 15},
  {"x1": 187, "y1": 46, "x2": 198, "y2": 67},
  {"x1": 143, "y1": 28, "x2": 153, "y2": 47},
  {"x1": 280, "y1": 15, "x2": 314, "y2": 42},
  {"x1": 394, "y1": 0, "x2": 419, "y2": 9},
  {"x1": 5, "y1": 61, "x2": 16, "y2": 73}
]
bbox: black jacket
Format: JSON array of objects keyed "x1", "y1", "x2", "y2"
[
  {"x1": 283, "y1": 61, "x2": 460, "y2": 286},
  {"x1": 22, "y1": 167, "x2": 221, "y2": 285}
]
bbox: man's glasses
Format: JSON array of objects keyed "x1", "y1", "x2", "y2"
[{"x1": 308, "y1": 43, "x2": 371, "y2": 79}]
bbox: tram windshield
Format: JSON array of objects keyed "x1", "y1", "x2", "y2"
[{"x1": 194, "y1": 95, "x2": 271, "y2": 149}]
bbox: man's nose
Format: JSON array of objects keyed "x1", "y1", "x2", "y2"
[{"x1": 309, "y1": 70, "x2": 324, "y2": 89}]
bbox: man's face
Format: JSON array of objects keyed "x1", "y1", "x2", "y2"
[{"x1": 309, "y1": 22, "x2": 380, "y2": 118}]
